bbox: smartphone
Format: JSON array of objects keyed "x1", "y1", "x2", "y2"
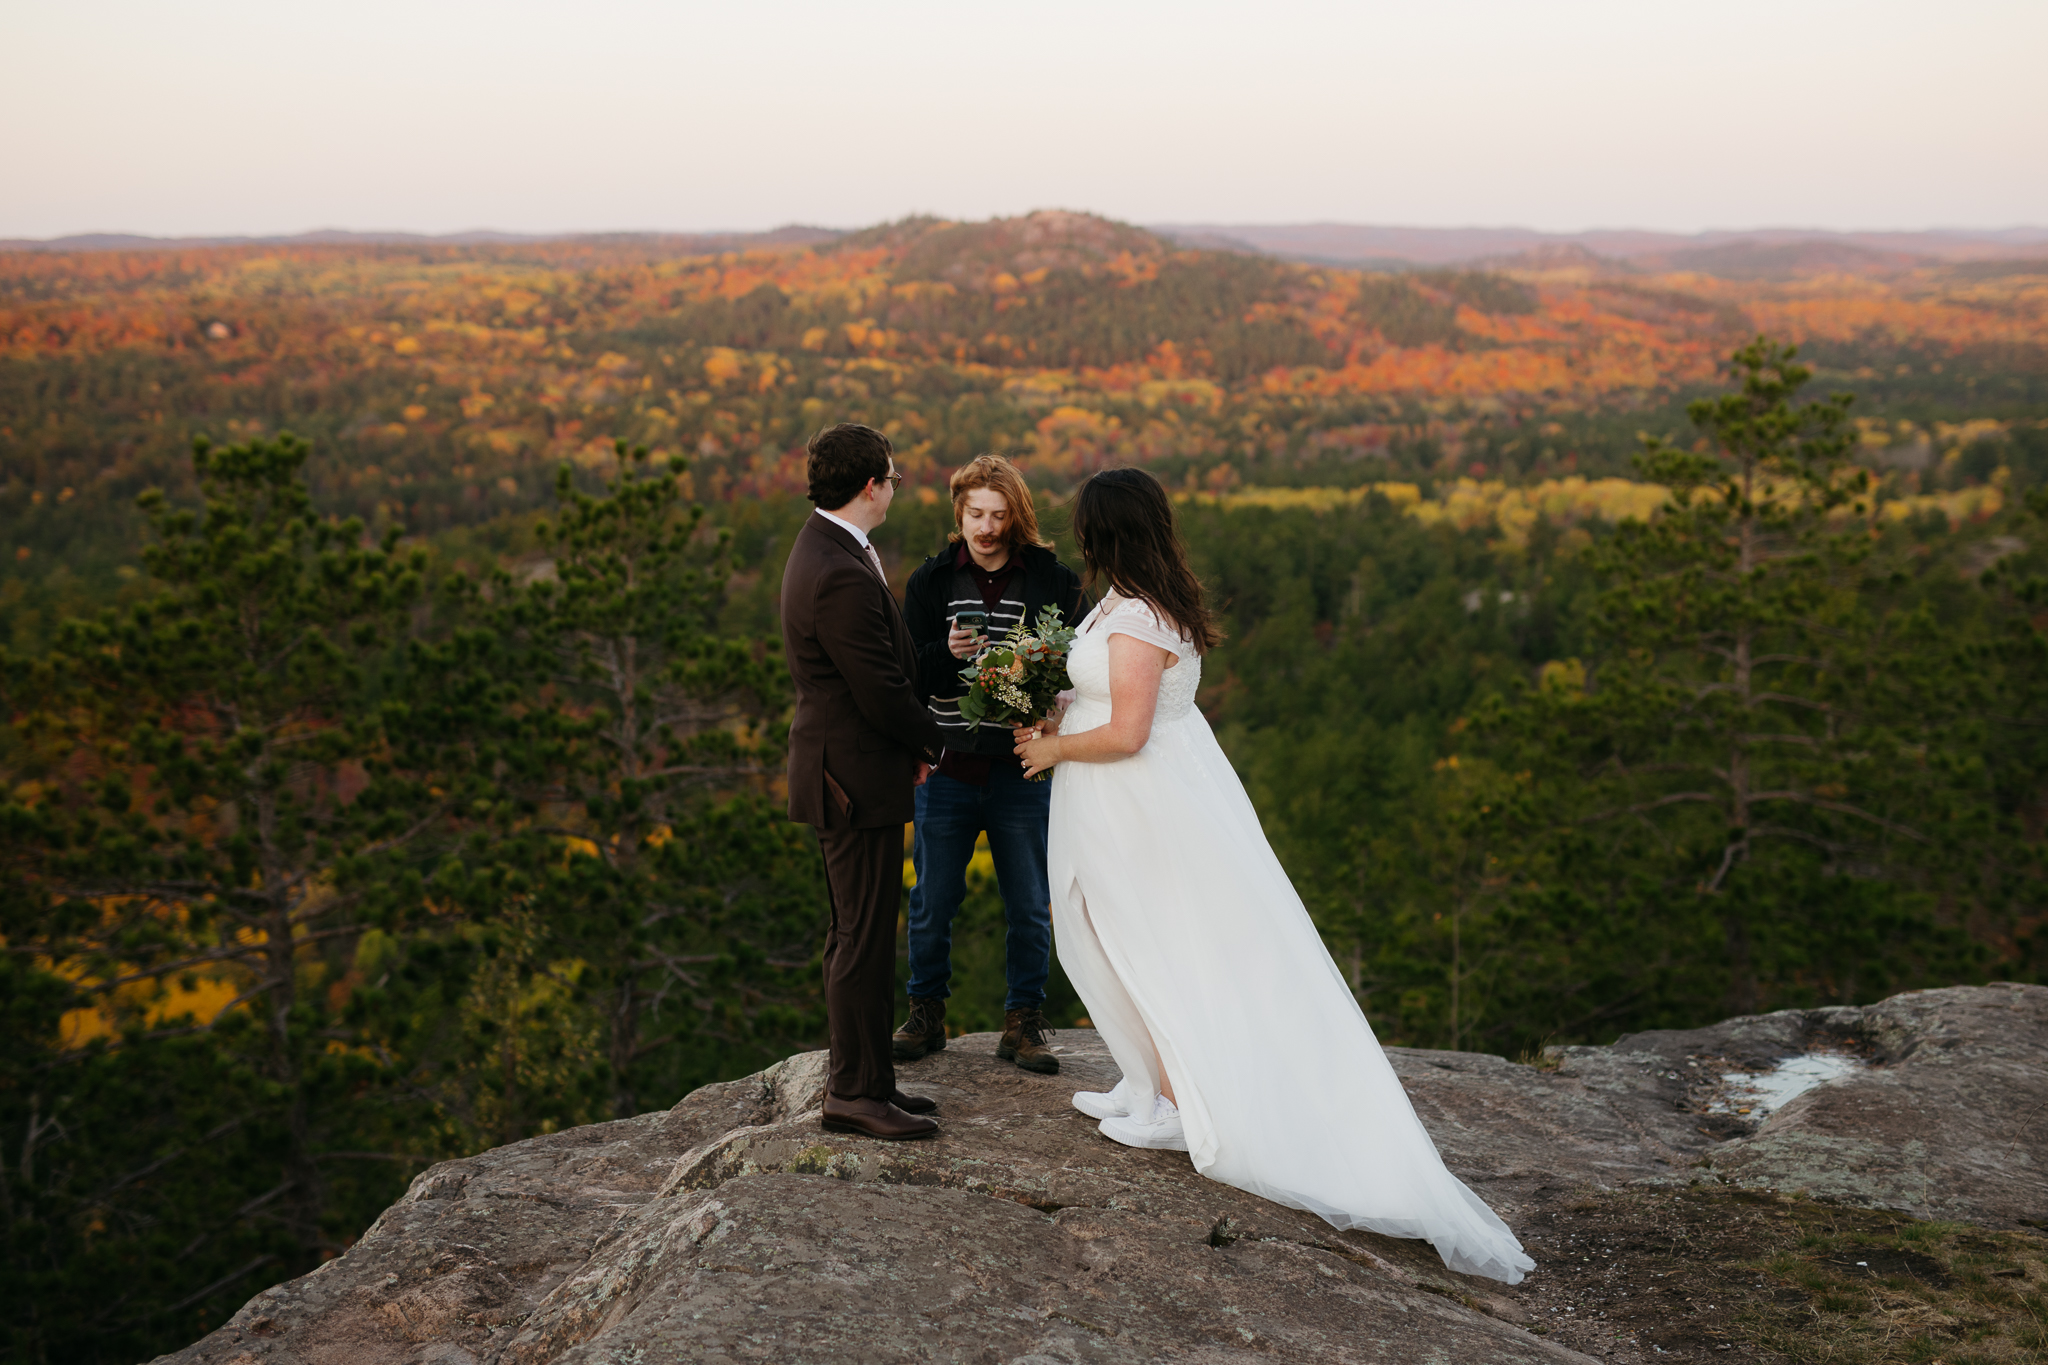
[{"x1": 954, "y1": 609, "x2": 988, "y2": 635}]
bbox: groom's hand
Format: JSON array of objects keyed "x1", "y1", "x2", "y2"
[{"x1": 915, "y1": 761, "x2": 932, "y2": 787}]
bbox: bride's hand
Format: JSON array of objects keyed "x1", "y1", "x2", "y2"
[
  {"x1": 1010, "y1": 711, "x2": 1060, "y2": 746},
  {"x1": 1014, "y1": 730, "x2": 1060, "y2": 780}
]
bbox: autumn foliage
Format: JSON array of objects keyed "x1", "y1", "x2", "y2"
[{"x1": 5, "y1": 212, "x2": 2043, "y2": 592}]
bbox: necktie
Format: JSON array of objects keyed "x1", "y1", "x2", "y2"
[{"x1": 863, "y1": 543, "x2": 886, "y2": 584}]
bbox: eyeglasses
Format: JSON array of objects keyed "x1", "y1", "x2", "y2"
[{"x1": 879, "y1": 472, "x2": 904, "y2": 489}]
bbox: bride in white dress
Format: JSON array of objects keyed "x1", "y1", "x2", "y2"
[{"x1": 1011, "y1": 468, "x2": 1534, "y2": 1286}]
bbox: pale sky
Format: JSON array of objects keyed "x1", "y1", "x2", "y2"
[{"x1": 3, "y1": 0, "x2": 2044, "y2": 239}]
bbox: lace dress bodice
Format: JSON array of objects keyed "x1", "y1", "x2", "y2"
[{"x1": 1064, "y1": 592, "x2": 1202, "y2": 732}]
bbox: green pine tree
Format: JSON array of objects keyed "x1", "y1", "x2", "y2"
[
  {"x1": 439, "y1": 443, "x2": 823, "y2": 1118},
  {"x1": 1508, "y1": 338, "x2": 1985, "y2": 1012},
  {"x1": 0, "y1": 432, "x2": 452, "y2": 1358}
]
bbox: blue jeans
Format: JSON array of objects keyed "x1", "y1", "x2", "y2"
[{"x1": 907, "y1": 766, "x2": 1053, "y2": 1010}]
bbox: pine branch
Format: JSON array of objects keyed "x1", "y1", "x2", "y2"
[
  {"x1": 1745, "y1": 790, "x2": 1929, "y2": 842},
  {"x1": 1580, "y1": 791, "x2": 1723, "y2": 823}
]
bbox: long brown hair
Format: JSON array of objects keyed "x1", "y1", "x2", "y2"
[
  {"x1": 947, "y1": 454, "x2": 1051, "y2": 549},
  {"x1": 1069, "y1": 468, "x2": 1221, "y2": 654}
]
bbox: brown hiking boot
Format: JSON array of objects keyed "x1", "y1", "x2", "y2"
[
  {"x1": 892, "y1": 996, "x2": 947, "y2": 1062},
  {"x1": 998, "y1": 1007, "x2": 1060, "y2": 1075}
]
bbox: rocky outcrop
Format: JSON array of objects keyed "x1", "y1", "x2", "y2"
[
  {"x1": 1400, "y1": 980, "x2": 2048, "y2": 1230},
  {"x1": 155, "y1": 984, "x2": 2048, "y2": 1365}
]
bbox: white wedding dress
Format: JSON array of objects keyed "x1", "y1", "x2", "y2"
[{"x1": 1048, "y1": 592, "x2": 1535, "y2": 1285}]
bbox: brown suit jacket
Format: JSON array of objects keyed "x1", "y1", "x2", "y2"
[{"x1": 781, "y1": 513, "x2": 945, "y2": 829}]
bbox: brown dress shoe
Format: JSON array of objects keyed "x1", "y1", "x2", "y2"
[
  {"x1": 821, "y1": 1095, "x2": 938, "y2": 1141},
  {"x1": 892, "y1": 996, "x2": 947, "y2": 1062},
  {"x1": 998, "y1": 1006, "x2": 1060, "y2": 1075},
  {"x1": 890, "y1": 1089, "x2": 938, "y2": 1115}
]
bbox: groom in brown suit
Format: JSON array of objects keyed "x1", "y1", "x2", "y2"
[{"x1": 782, "y1": 424, "x2": 947, "y2": 1140}]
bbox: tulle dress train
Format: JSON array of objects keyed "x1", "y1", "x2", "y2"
[{"x1": 1047, "y1": 593, "x2": 1534, "y2": 1285}]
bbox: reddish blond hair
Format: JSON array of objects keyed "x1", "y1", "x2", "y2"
[{"x1": 947, "y1": 455, "x2": 1052, "y2": 549}]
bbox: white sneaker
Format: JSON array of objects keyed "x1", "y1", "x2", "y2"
[
  {"x1": 1099, "y1": 1093, "x2": 1188, "y2": 1152},
  {"x1": 1070, "y1": 1077, "x2": 1133, "y2": 1121}
]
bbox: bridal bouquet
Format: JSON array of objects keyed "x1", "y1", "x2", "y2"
[{"x1": 956, "y1": 606, "x2": 1076, "y2": 776}]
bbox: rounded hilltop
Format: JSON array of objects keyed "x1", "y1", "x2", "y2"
[{"x1": 845, "y1": 209, "x2": 1169, "y2": 290}]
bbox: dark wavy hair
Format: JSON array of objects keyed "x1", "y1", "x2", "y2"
[
  {"x1": 805, "y1": 423, "x2": 892, "y2": 509},
  {"x1": 1069, "y1": 467, "x2": 1221, "y2": 654}
]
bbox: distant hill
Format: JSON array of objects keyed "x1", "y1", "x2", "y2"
[
  {"x1": 848, "y1": 209, "x2": 1165, "y2": 288},
  {"x1": 1149, "y1": 223, "x2": 2048, "y2": 276},
  {"x1": 3, "y1": 204, "x2": 2044, "y2": 654},
  {"x1": 1471, "y1": 243, "x2": 1632, "y2": 274},
  {"x1": 1653, "y1": 239, "x2": 1927, "y2": 280},
  {"x1": 18, "y1": 221, "x2": 2048, "y2": 281},
  {"x1": 0, "y1": 226, "x2": 844, "y2": 254}
]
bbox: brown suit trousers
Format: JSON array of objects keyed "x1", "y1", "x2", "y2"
[{"x1": 780, "y1": 513, "x2": 944, "y2": 1100}]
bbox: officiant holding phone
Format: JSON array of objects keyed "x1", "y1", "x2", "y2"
[{"x1": 897, "y1": 455, "x2": 1085, "y2": 1073}]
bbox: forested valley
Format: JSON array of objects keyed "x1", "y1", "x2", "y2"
[{"x1": 3, "y1": 212, "x2": 2045, "y2": 1362}]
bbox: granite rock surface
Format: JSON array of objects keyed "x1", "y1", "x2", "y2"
[{"x1": 154, "y1": 983, "x2": 2048, "y2": 1365}]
